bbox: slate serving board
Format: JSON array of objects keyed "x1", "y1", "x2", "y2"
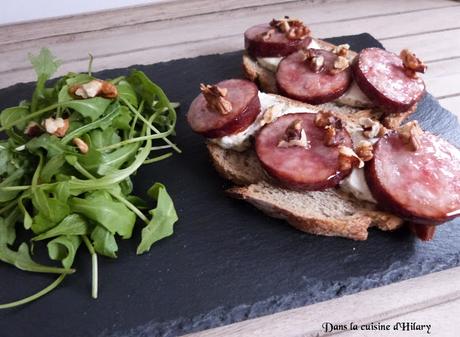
[{"x1": 0, "y1": 34, "x2": 459, "y2": 337}]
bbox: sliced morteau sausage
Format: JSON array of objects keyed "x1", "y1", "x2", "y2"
[
  {"x1": 244, "y1": 19, "x2": 312, "y2": 58},
  {"x1": 408, "y1": 223, "x2": 437, "y2": 241},
  {"x1": 352, "y1": 48, "x2": 426, "y2": 113},
  {"x1": 255, "y1": 113, "x2": 352, "y2": 190},
  {"x1": 187, "y1": 79, "x2": 261, "y2": 138},
  {"x1": 276, "y1": 49, "x2": 352, "y2": 104},
  {"x1": 366, "y1": 130, "x2": 460, "y2": 224}
]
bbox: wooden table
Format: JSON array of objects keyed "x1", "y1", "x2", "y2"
[{"x1": 1, "y1": 1, "x2": 459, "y2": 336}]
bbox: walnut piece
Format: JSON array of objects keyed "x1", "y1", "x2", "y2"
[
  {"x1": 73, "y1": 137, "x2": 89, "y2": 154},
  {"x1": 314, "y1": 111, "x2": 345, "y2": 146},
  {"x1": 311, "y1": 55, "x2": 325, "y2": 72},
  {"x1": 269, "y1": 16, "x2": 310, "y2": 40},
  {"x1": 261, "y1": 105, "x2": 276, "y2": 126},
  {"x1": 314, "y1": 111, "x2": 341, "y2": 128},
  {"x1": 397, "y1": 121, "x2": 424, "y2": 151},
  {"x1": 355, "y1": 140, "x2": 374, "y2": 162},
  {"x1": 200, "y1": 83, "x2": 233, "y2": 115},
  {"x1": 42, "y1": 117, "x2": 70, "y2": 137},
  {"x1": 324, "y1": 125, "x2": 337, "y2": 146},
  {"x1": 278, "y1": 119, "x2": 310, "y2": 149},
  {"x1": 358, "y1": 117, "x2": 384, "y2": 139},
  {"x1": 400, "y1": 49, "x2": 427, "y2": 78},
  {"x1": 302, "y1": 50, "x2": 325, "y2": 73},
  {"x1": 324, "y1": 125, "x2": 346, "y2": 147},
  {"x1": 286, "y1": 25, "x2": 310, "y2": 40},
  {"x1": 70, "y1": 79, "x2": 118, "y2": 99},
  {"x1": 338, "y1": 145, "x2": 364, "y2": 171},
  {"x1": 330, "y1": 56, "x2": 350, "y2": 74},
  {"x1": 332, "y1": 44, "x2": 350, "y2": 57}
]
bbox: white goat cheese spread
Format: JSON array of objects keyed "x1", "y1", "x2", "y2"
[
  {"x1": 340, "y1": 122, "x2": 379, "y2": 203},
  {"x1": 335, "y1": 81, "x2": 373, "y2": 108},
  {"x1": 340, "y1": 168, "x2": 377, "y2": 203}
]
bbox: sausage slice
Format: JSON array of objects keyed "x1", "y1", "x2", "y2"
[
  {"x1": 255, "y1": 113, "x2": 352, "y2": 190},
  {"x1": 276, "y1": 50, "x2": 352, "y2": 104},
  {"x1": 244, "y1": 23, "x2": 312, "y2": 58},
  {"x1": 352, "y1": 48, "x2": 426, "y2": 113},
  {"x1": 366, "y1": 131, "x2": 460, "y2": 224},
  {"x1": 187, "y1": 79, "x2": 261, "y2": 138}
]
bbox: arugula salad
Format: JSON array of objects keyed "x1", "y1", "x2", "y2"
[{"x1": 0, "y1": 49, "x2": 179, "y2": 308}]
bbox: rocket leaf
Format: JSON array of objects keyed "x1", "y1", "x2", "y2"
[{"x1": 137, "y1": 183, "x2": 178, "y2": 254}]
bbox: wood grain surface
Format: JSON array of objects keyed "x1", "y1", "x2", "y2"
[
  {"x1": 1, "y1": 1, "x2": 460, "y2": 335},
  {"x1": 184, "y1": 267, "x2": 460, "y2": 337},
  {"x1": 0, "y1": 0, "x2": 459, "y2": 118}
]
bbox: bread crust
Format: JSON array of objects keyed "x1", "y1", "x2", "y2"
[
  {"x1": 242, "y1": 53, "x2": 278, "y2": 94},
  {"x1": 208, "y1": 142, "x2": 403, "y2": 240}
]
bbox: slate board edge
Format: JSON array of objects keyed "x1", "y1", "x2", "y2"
[{"x1": 101, "y1": 254, "x2": 460, "y2": 337}]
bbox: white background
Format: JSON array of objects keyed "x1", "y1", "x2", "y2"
[{"x1": 1, "y1": 0, "x2": 160, "y2": 25}]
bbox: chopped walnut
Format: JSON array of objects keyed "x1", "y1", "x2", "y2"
[
  {"x1": 261, "y1": 105, "x2": 276, "y2": 126},
  {"x1": 70, "y1": 79, "x2": 118, "y2": 99},
  {"x1": 344, "y1": 109, "x2": 378, "y2": 124},
  {"x1": 332, "y1": 44, "x2": 350, "y2": 57},
  {"x1": 400, "y1": 49, "x2": 427, "y2": 78},
  {"x1": 397, "y1": 121, "x2": 424, "y2": 151},
  {"x1": 100, "y1": 81, "x2": 118, "y2": 98},
  {"x1": 24, "y1": 121, "x2": 43, "y2": 137},
  {"x1": 302, "y1": 50, "x2": 325, "y2": 73},
  {"x1": 355, "y1": 140, "x2": 374, "y2": 162},
  {"x1": 200, "y1": 83, "x2": 233, "y2": 115},
  {"x1": 377, "y1": 125, "x2": 389, "y2": 137},
  {"x1": 324, "y1": 126, "x2": 336, "y2": 146},
  {"x1": 324, "y1": 125, "x2": 346, "y2": 147},
  {"x1": 314, "y1": 111, "x2": 345, "y2": 146},
  {"x1": 314, "y1": 111, "x2": 342, "y2": 129},
  {"x1": 338, "y1": 145, "x2": 364, "y2": 171},
  {"x1": 359, "y1": 117, "x2": 382, "y2": 139},
  {"x1": 312, "y1": 55, "x2": 325, "y2": 72},
  {"x1": 73, "y1": 80, "x2": 101, "y2": 98},
  {"x1": 330, "y1": 56, "x2": 350, "y2": 74},
  {"x1": 382, "y1": 113, "x2": 405, "y2": 130},
  {"x1": 73, "y1": 137, "x2": 89, "y2": 154},
  {"x1": 42, "y1": 117, "x2": 70, "y2": 138},
  {"x1": 278, "y1": 119, "x2": 310, "y2": 149},
  {"x1": 286, "y1": 25, "x2": 310, "y2": 40},
  {"x1": 269, "y1": 16, "x2": 310, "y2": 40},
  {"x1": 273, "y1": 19, "x2": 290, "y2": 33}
]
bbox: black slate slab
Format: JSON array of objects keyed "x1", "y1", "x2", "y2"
[{"x1": 0, "y1": 34, "x2": 459, "y2": 337}]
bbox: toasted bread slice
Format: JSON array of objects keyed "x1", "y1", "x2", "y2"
[
  {"x1": 242, "y1": 38, "x2": 417, "y2": 124},
  {"x1": 205, "y1": 91, "x2": 408, "y2": 240},
  {"x1": 208, "y1": 142, "x2": 403, "y2": 240}
]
